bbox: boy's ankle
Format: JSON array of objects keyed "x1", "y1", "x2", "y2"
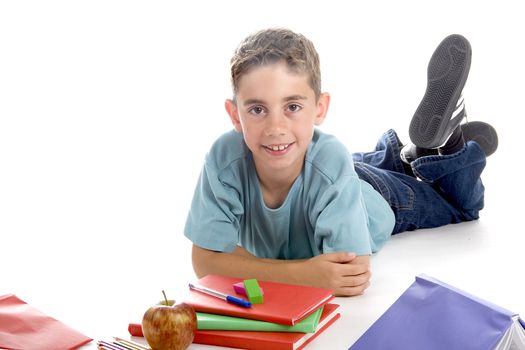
[
  {"x1": 400, "y1": 144, "x2": 438, "y2": 164},
  {"x1": 438, "y1": 126, "x2": 465, "y2": 155}
]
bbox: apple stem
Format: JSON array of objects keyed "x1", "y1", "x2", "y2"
[{"x1": 162, "y1": 290, "x2": 169, "y2": 306}]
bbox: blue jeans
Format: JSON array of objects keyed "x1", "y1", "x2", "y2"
[{"x1": 352, "y1": 129, "x2": 486, "y2": 234}]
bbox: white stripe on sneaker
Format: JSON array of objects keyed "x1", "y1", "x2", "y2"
[
  {"x1": 455, "y1": 95, "x2": 464, "y2": 108},
  {"x1": 452, "y1": 99, "x2": 465, "y2": 119},
  {"x1": 437, "y1": 96, "x2": 466, "y2": 148}
]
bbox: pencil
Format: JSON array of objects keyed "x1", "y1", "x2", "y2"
[
  {"x1": 97, "y1": 341, "x2": 124, "y2": 350},
  {"x1": 113, "y1": 337, "x2": 151, "y2": 350},
  {"x1": 98, "y1": 345, "x2": 114, "y2": 350},
  {"x1": 113, "y1": 341, "x2": 134, "y2": 350},
  {"x1": 189, "y1": 283, "x2": 252, "y2": 308}
]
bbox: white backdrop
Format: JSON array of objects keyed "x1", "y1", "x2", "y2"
[{"x1": 1, "y1": 0, "x2": 524, "y2": 347}]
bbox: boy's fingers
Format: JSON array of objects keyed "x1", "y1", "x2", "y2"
[
  {"x1": 335, "y1": 281, "x2": 371, "y2": 297},
  {"x1": 331, "y1": 259, "x2": 370, "y2": 281},
  {"x1": 342, "y1": 270, "x2": 371, "y2": 286}
]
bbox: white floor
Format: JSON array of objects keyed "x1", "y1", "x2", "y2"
[{"x1": 1, "y1": 1, "x2": 524, "y2": 349}]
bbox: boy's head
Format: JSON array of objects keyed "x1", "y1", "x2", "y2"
[
  {"x1": 230, "y1": 28, "x2": 321, "y2": 101},
  {"x1": 224, "y1": 28, "x2": 330, "y2": 182}
]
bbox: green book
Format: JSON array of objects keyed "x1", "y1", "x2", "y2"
[{"x1": 197, "y1": 306, "x2": 323, "y2": 333}]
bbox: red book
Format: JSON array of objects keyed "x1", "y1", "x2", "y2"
[
  {"x1": 184, "y1": 275, "x2": 334, "y2": 325},
  {"x1": 193, "y1": 303, "x2": 340, "y2": 350},
  {"x1": 0, "y1": 294, "x2": 92, "y2": 350}
]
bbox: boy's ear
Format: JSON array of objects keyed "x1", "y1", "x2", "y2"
[
  {"x1": 314, "y1": 92, "x2": 330, "y2": 126},
  {"x1": 225, "y1": 99, "x2": 243, "y2": 133}
]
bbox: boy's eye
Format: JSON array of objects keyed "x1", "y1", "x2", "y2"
[
  {"x1": 249, "y1": 106, "x2": 265, "y2": 115},
  {"x1": 288, "y1": 104, "x2": 302, "y2": 112}
]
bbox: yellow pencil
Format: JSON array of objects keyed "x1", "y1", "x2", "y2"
[{"x1": 113, "y1": 337, "x2": 151, "y2": 350}]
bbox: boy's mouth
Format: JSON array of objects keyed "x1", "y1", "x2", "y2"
[{"x1": 263, "y1": 142, "x2": 293, "y2": 153}]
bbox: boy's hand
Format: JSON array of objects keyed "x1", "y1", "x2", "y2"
[
  {"x1": 192, "y1": 245, "x2": 370, "y2": 297},
  {"x1": 297, "y1": 252, "x2": 371, "y2": 297}
]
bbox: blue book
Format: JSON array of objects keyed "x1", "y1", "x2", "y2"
[{"x1": 349, "y1": 274, "x2": 525, "y2": 350}]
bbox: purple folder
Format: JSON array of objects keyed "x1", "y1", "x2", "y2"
[{"x1": 349, "y1": 274, "x2": 525, "y2": 350}]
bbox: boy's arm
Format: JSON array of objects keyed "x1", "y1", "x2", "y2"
[{"x1": 191, "y1": 244, "x2": 370, "y2": 297}]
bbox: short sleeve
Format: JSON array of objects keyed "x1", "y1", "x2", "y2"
[
  {"x1": 312, "y1": 175, "x2": 374, "y2": 256},
  {"x1": 184, "y1": 160, "x2": 244, "y2": 253}
]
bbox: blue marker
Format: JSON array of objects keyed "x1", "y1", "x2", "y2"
[{"x1": 189, "y1": 283, "x2": 252, "y2": 308}]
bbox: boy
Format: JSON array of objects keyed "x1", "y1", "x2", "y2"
[{"x1": 184, "y1": 28, "x2": 497, "y2": 296}]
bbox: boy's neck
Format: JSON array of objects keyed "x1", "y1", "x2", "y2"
[{"x1": 255, "y1": 165, "x2": 302, "y2": 209}]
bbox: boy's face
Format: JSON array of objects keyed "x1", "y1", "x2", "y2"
[{"x1": 225, "y1": 61, "x2": 330, "y2": 180}]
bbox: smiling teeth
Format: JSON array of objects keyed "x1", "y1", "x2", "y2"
[{"x1": 269, "y1": 144, "x2": 289, "y2": 151}]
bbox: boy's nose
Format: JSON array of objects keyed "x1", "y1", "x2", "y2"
[{"x1": 265, "y1": 113, "x2": 287, "y2": 136}]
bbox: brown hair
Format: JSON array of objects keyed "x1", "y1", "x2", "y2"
[{"x1": 230, "y1": 28, "x2": 321, "y2": 101}]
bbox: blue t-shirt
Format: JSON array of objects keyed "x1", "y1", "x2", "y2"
[{"x1": 184, "y1": 129, "x2": 395, "y2": 258}]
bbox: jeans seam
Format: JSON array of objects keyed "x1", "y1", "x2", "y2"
[
  {"x1": 396, "y1": 184, "x2": 415, "y2": 210},
  {"x1": 385, "y1": 129, "x2": 405, "y2": 174}
]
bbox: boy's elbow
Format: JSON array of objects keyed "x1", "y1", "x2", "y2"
[{"x1": 191, "y1": 244, "x2": 216, "y2": 278}]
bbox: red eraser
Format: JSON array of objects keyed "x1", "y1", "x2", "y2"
[
  {"x1": 128, "y1": 323, "x2": 144, "y2": 337},
  {"x1": 233, "y1": 281, "x2": 264, "y2": 296}
]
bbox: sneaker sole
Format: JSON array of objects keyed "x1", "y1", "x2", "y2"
[
  {"x1": 461, "y1": 121, "x2": 498, "y2": 157},
  {"x1": 409, "y1": 34, "x2": 472, "y2": 148}
]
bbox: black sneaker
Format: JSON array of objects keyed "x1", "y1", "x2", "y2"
[
  {"x1": 461, "y1": 121, "x2": 498, "y2": 156},
  {"x1": 400, "y1": 121, "x2": 498, "y2": 163},
  {"x1": 409, "y1": 34, "x2": 472, "y2": 149}
]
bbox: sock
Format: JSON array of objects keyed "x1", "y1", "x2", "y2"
[
  {"x1": 438, "y1": 126, "x2": 465, "y2": 155},
  {"x1": 402, "y1": 162, "x2": 415, "y2": 176}
]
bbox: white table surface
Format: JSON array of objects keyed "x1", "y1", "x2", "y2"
[{"x1": 109, "y1": 216, "x2": 524, "y2": 350}]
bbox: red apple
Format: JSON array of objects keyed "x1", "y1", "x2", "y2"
[{"x1": 142, "y1": 298, "x2": 197, "y2": 350}]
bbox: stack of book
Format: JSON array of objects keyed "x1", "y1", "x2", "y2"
[{"x1": 129, "y1": 275, "x2": 340, "y2": 350}]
